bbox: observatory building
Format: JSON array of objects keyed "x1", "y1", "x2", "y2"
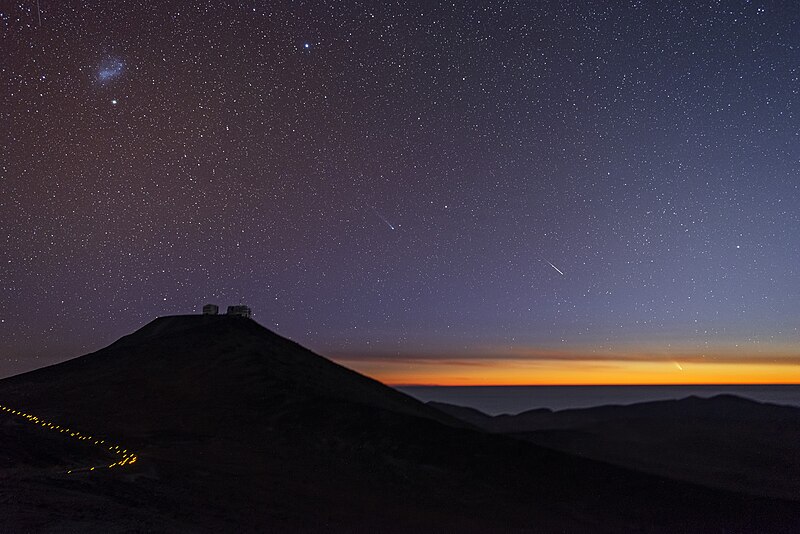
[
  {"x1": 201, "y1": 303, "x2": 252, "y2": 318},
  {"x1": 227, "y1": 305, "x2": 252, "y2": 318}
]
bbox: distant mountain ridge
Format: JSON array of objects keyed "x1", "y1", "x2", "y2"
[
  {"x1": 429, "y1": 395, "x2": 800, "y2": 501},
  {"x1": 428, "y1": 394, "x2": 800, "y2": 432}
]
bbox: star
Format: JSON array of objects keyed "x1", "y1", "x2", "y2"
[{"x1": 5, "y1": 0, "x2": 800, "y2": 389}]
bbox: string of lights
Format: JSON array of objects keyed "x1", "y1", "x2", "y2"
[{"x1": 0, "y1": 404, "x2": 138, "y2": 473}]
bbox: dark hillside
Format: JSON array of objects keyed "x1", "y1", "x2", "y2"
[{"x1": 0, "y1": 316, "x2": 798, "y2": 532}]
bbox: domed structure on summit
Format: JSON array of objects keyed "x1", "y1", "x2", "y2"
[{"x1": 201, "y1": 303, "x2": 251, "y2": 318}]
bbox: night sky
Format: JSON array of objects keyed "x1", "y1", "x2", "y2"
[{"x1": 4, "y1": 0, "x2": 800, "y2": 384}]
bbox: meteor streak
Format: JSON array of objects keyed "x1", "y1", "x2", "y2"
[{"x1": 542, "y1": 258, "x2": 564, "y2": 276}]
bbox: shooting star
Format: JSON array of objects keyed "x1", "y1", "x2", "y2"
[
  {"x1": 36, "y1": 0, "x2": 42, "y2": 27},
  {"x1": 368, "y1": 205, "x2": 395, "y2": 230},
  {"x1": 542, "y1": 258, "x2": 564, "y2": 276}
]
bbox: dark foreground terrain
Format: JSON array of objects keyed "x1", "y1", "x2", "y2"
[
  {"x1": 0, "y1": 315, "x2": 798, "y2": 532},
  {"x1": 431, "y1": 394, "x2": 800, "y2": 502}
]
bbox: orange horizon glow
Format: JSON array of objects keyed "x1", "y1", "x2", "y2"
[{"x1": 334, "y1": 356, "x2": 800, "y2": 387}]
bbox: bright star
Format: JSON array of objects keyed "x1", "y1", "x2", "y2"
[{"x1": 111, "y1": 99, "x2": 118, "y2": 105}]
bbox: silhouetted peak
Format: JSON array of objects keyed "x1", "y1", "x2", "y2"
[
  {"x1": 1, "y1": 315, "x2": 462, "y2": 431},
  {"x1": 113, "y1": 314, "x2": 260, "y2": 345}
]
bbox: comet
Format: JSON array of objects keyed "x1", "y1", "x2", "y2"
[
  {"x1": 542, "y1": 258, "x2": 564, "y2": 276},
  {"x1": 368, "y1": 205, "x2": 395, "y2": 230}
]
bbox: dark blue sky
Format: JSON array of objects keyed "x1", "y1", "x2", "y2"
[{"x1": 3, "y1": 0, "x2": 799, "y2": 383}]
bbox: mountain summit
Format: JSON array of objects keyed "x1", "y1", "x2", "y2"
[
  {"x1": 1, "y1": 316, "x2": 799, "y2": 532},
  {"x1": 0, "y1": 315, "x2": 458, "y2": 434}
]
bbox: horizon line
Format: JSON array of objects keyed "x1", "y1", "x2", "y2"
[{"x1": 388, "y1": 382, "x2": 800, "y2": 388}]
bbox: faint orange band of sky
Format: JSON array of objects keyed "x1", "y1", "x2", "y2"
[{"x1": 335, "y1": 357, "x2": 800, "y2": 386}]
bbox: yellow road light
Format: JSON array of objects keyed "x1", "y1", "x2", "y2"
[{"x1": 1, "y1": 402, "x2": 138, "y2": 474}]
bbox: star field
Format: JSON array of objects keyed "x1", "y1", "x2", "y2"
[{"x1": 2, "y1": 0, "x2": 800, "y2": 383}]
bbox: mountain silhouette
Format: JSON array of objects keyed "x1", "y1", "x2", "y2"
[
  {"x1": 1, "y1": 315, "x2": 799, "y2": 532},
  {"x1": 430, "y1": 395, "x2": 800, "y2": 502}
]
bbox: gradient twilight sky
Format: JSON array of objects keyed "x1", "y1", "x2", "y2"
[{"x1": 3, "y1": 0, "x2": 800, "y2": 384}]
